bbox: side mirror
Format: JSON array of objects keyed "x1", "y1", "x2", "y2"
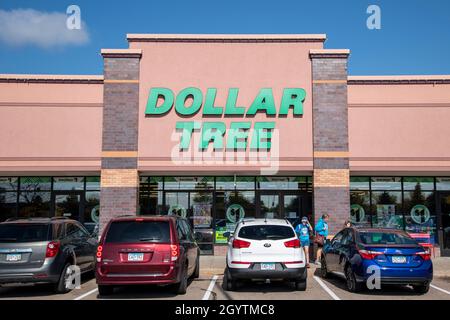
[
  {"x1": 223, "y1": 232, "x2": 230, "y2": 239},
  {"x1": 325, "y1": 238, "x2": 331, "y2": 246}
]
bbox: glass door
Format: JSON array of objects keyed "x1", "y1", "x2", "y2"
[
  {"x1": 438, "y1": 193, "x2": 450, "y2": 256},
  {"x1": 52, "y1": 192, "x2": 83, "y2": 221},
  {"x1": 259, "y1": 192, "x2": 280, "y2": 219}
]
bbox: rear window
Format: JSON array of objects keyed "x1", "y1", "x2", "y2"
[
  {"x1": 238, "y1": 225, "x2": 295, "y2": 240},
  {"x1": 0, "y1": 224, "x2": 50, "y2": 242},
  {"x1": 105, "y1": 221, "x2": 171, "y2": 243},
  {"x1": 358, "y1": 231, "x2": 417, "y2": 245}
]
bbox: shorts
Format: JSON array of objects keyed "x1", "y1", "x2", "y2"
[{"x1": 300, "y1": 239, "x2": 310, "y2": 247}]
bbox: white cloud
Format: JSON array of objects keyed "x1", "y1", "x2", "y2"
[{"x1": 0, "y1": 8, "x2": 89, "y2": 48}]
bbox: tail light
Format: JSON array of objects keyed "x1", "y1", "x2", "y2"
[
  {"x1": 415, "y1": 251, "x2": 431, "y2": 261},
  {"x1": 358, "y1": 249, "x2": 383, "y2": 260},
  {"x1": 170, "y1": 244, "x2": 179, "y2": 261},
  {"x1": 284, "y1": 239, "x2": 300, "y2": 248},
  {"x1": 96, "y1": 245, "x2": 103, "y2": 262},
  {"x1": 45, "y1": 241, "x2": 60, "y2": 258},
  {"x1": 232, "y1": 239, "x2": 251, "y2": 249}
]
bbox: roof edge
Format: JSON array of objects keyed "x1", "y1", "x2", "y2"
[
  {"x1": 0, "y1": 74, "x2": 104, "y2": 84},
  {"x1": 348, "y1": 75, "x2": 450, "y2": 85},
  {"x1": 126, "y1": 33, "x2": 327, "y2": 42}
]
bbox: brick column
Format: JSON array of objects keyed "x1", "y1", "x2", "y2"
[
  {"x1": 310, "y1": 49, "x2": 350, "y2": 235},
  {"x1": 99, "y1": 49, "x2": 142, "y2": 233}
]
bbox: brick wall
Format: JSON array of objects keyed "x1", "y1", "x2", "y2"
[
  {"x1": 99, "y1": 49, "x2": 142, "y2": 233},
  {"x1": 310, "y1": 50, "x2": 350, "y2": 235}
]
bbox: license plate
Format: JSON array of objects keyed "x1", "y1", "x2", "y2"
[
  {"x1": 128, "y1": 253, "x2": 144, "y2": 261},
  {"x1": 6, "y1": 254, "x2": 22, "y2": 262},
  {"x1": 392, "y1": 256, "x2": 407, "y2": 263},
  {"x1": 261, "y1": 263, "x2": 276, "y2": 271}
]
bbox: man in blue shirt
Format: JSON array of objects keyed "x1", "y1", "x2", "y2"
[{"x1": 295, "y1": 216, "x2": 313, "y2": 268}]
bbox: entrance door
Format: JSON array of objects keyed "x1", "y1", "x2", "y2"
[
  {"x1": 437, "y1": 192, "x2": 450, "y2": 256},
  {"x1": 258, "y1": 191, "x2": 310, "y2": 223},
  {"x1": 51, "y1": 192, "x2": 83, "y2": 221}
]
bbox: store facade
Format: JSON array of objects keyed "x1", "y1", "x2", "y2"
[{"x1": 0, "y1": 34, "x2": 450, "y2": 255}]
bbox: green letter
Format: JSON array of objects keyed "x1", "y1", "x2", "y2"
[
  {"x1": 145, "y1": 88, "x2": 174, "y2": 115},
  {"x1": 279, "y1": 88, "x2": 306, "y2": 116},
  {"x1": 200, "y1": 122, "x2": 226, "y2": 150},
  {"x1": 175, "y1": 87, "x2": 203, "y2": 116},
  {"x1": 176, "y1": 121, "x2": 200, "y2": 150},
  {"x1": 246, "y1": 88, "x2": 276, "y2": 116},
  {"x1": 226, "y1": 122, "x2": 251, "y2": 150},
  {"x1": 224, "y1": 88, "x2": 245, "y2": 115},
  {"x1": 203, "y1": 88, "x2": 223, "y2": 116},
  {"x1": 250, "y1": 122, "x2": 275, "y2": 150}
]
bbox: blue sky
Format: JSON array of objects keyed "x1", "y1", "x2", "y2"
[{"x1": 0, "y1": 0, "x2": 449, "y2": 75}]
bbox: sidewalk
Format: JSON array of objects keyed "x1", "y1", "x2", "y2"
[{"x1": 200, "y1": 255, "x2": 450, "y2": 279}]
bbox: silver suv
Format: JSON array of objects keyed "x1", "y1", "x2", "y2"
[{"x1": 0, "y1": 217, "x2": 97, "y2": 293}]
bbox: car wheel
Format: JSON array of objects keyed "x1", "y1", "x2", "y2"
[
  {"x1": 192, "y1": 256, "x2": 200, "y2": 279},
  {"x1": 173, "y1": 264, "x2": 188, "y2": 295},
  {"x1": 345, "y1": 265, "x2": 362, "y2": 293},
  {"x1": 222, "y1": 268, "x2": 237, "y2": 291},
  {"x1": 412, "y1": 283, "x2": 430, "y2": 294},
  {"x1": 54, "y1": 262, "x2": 73, "y2": 294},
  {"x1": 98, "y1": 285, "x2": 114, "y2": 296},
  {"x1": 295, "y1": 279, "x2": 307, "y2": 291},
  {"x1": 320, "y1": 256, "x2": 329, "y2": 278}
]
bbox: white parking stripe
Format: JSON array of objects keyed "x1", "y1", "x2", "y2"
[
  {"x1": 313, "y1": 276, "x2": 341, "y2": 300},
  {"x1": 73, "y1": 288, "x2": 98, "y2": 300},
  {"x1": 202, "y1": 275, "x2": 219, "y2": 300},
  {"x1": 431, "y1": 284, "x2": 450, "y2": 295}
]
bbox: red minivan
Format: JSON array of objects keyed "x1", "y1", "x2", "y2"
[{"x1": 95, "y1": 215, "x2": 200, "y2": 296}]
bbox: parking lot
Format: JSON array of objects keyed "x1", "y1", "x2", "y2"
[{"x1": 1, "y1": 261, "x2": 449, "y2": 301}]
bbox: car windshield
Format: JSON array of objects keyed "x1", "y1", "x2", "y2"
[
  {"x1": 0, "y1": 224, "x2": 50, "y2": 242},
  {"x1": 238, "y1": 225, "x2": 295, "y2": 240},
  {"x1": 358, "y1": 231, "x2": 418, "y2": 245},
  {"x1": 105, "y1": 221, "x2": 171, "y2": 243}
]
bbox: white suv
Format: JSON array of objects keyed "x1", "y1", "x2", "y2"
[{"x1": 223, "y1": 218, "x2": 307, "y2": 291}]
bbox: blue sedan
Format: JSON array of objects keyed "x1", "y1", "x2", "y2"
[{"x1": 320, "y1": 227, "x2": 433, "y2": 293}]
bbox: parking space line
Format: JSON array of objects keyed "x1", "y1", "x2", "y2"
[
  {"x1": 313, "y1": 276, "x2": 341, "y2": 300},
  {"x1": 73, "y1": 288, "x2": 98, "y2": 300},
  {"x1": 202, "y1": 275, "x2": 219, "y2": 300},
  {"x1": 430, "y1": 284, "x2": 450, "y2": 295}
]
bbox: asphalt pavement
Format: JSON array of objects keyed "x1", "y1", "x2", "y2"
[{"x1": 1, "y1": 257, "x2": 450, "y2": 301}]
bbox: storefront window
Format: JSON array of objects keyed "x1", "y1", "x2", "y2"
[
  {"x1": 18, "y1": 191, "x2": 51, "y2": 218},
  {"x1": 350, "y1": 177, "x2": 370, "y2": 190},
  {"x1": 350, "y1": 191, "x2": 371, "y2": 227},
  {"x1": 20, "y1": 177, "x2": 51, "y2": 191},
  {"x1": 53, "y1": 177, "x2": 84, "y2": 191},
  {"x1": 84, "y1": 191, "x2": 100, "y2": 225},
  {"x1": 403, "y1": 188, "x2": 437, "y2": 243},
  {"x1": 371, "y1": 191, "x2": 403, "y2": 229},
  {"x1": 216, "y1": 177, "x2": 255, "y2": 190},
  {"x1": 0, "y1": 192, "x2": 17, "y2": 221},
  {"x1": 437, "y1": 177, "x2": 450, "y2": 191},
  {"x1": 257, "y1": 176, "x2": 308, "y2": 190},
  {"x1": 139, "y1": 190, "x2": 164, "y2": 215},
  {"x1": 164, "y1": 177, "x2": 213, "y2": 190},
  {"x1": 215, "y1": 191, "x2": 255, "y2": 244},
  {"x1": 86, "y1": 177, "x2": 100, "y2": 191},
  {"x1": 403, "y1": 177, "x2": 434, "y2": 191},
  {"x1": 371, "y1": 177, "x2": 402, "y2": 191},
  {"x1": 0, "y1": 177, "x2": 18, "y2": 191}
]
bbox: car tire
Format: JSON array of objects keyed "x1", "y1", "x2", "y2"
[
  {"x1": 191, "y1": 255, "x2": 200, "y2": 279},
  {"x1": 54, "y1": 262, "x2": 73, "y2": 294},
  {"x1": 345, "y1": 265, "x2": 362, "y2": 293},
  {"x1": 222, "y1": 268, "x2": 237, "y2": 291},
  {"x1": 98, "y1": 285, "x2": 114, "y2": 296},
  {"x1": 295, "y1": 279, "x2": 307, "y2": 291},
  {"x1": 320, "y1": 256, "x2": 329, "y2": 278},
  {"x1": 173, "y1": 264, "x2": 188, "y2": 295},
  {"x1": 412, "y1": 283, "x2": 430, "y2": 294}
]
